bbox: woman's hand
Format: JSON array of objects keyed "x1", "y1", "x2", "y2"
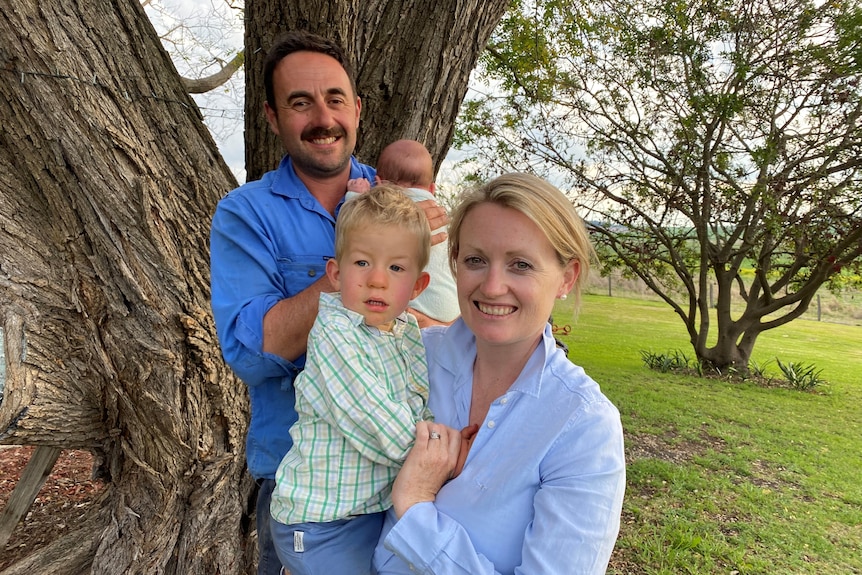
[{"x1": 392, "y1": 420, "x2": 461, "y2": 519}]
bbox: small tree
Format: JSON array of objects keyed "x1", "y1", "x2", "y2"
[{"x1": 458, "y1": 0, "x2": 862, "y2": 372}]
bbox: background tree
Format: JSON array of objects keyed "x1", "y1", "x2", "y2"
[
  {"x1": 144, "y1": 0, "x2": 244, "y2": 94},
  {"x1": 457, "y1": 0, "x2": 862, "y2": 372},
  {"x1": 0, "y1": 0, "x2": 507, "y2": 573}
]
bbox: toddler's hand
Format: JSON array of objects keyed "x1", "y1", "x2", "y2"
[{"x1": 452, "y1": 423, "x2": 479, "y2": 477}]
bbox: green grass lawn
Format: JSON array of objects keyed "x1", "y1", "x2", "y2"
[{"x1": 552, "y1": 294, "x2": 862, "y2": 575}]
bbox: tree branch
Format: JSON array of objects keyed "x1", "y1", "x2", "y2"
[{"x1": 181, "y1": 52, "x2": 244, "y2": 94}]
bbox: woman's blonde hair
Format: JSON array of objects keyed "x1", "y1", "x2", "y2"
[
  {"x1": 336, "y1": 184, "x2": 431, "y2": 270},
  {"x1": 448, "y1": 172, "x2": 595, "y2": 311}
]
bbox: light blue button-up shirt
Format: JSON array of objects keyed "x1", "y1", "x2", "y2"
[
  {"x1": 209, "y1": 155, "x2": 376, "y2": 479},
  {"x1": 375, "y1": 320, "x2": 626, "y2": 574}
]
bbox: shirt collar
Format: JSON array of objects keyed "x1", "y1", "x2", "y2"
[
  {"x1": 437, "y1": 320, "x2": 556, "y2": 399},
  {"x1": 271, "y1": 155, "x2": 366, "y2": 201},
  {"x1": 320, "y1": 292, "x2": 410, "y2": 336}
]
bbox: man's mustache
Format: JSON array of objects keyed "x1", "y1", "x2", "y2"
[{"x1": 302, "y1": 127, "x2": 346, "y2": 140}]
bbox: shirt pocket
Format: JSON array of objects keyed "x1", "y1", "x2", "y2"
[{"x1": 276, "y1": 254, "x2": 330, "y2": 295}]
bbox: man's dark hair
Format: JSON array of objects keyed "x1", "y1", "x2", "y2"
[{"x1": 263, "y1": 30, "x2": 357, "y2": 111}]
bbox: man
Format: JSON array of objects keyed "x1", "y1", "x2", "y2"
[{"x1": 209, "y1": 30, "x2": 446, "y2": 575}]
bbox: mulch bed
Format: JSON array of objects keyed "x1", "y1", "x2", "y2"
[{"x1": 0, "y1": 446, "x2": 105, "y2": 571}]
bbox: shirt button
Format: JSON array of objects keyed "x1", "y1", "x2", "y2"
[
  {"x1": 500, "y1": 397, "x2": 508, "y2": 405},
  {"x1": 409, "y1": 564, "x2": 416, "y2": 571},
  {"x1": 487, "y1": 420, "x2": 496, "y2": 429},
  {"x1": 308, "y1": 269, "x2": 317, "y2": 277}
]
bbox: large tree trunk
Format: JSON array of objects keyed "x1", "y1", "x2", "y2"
[
  {"x1": 244, "y1": 0, "x2": 510, "y2": 181},
  {"x1": 0, "y1": 1, "x2": 251, "y2": 574},
  {"x1": 2, "y1": 0, "x2": 509, "y2": 572}
]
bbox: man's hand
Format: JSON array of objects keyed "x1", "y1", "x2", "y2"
[
  {"x1": 347, "y1": 177, "x2": 372, "y2": 193},
  {"x1": 415, "y1": 199, "x2": 448, "y2": 245},
  {"x1": 262, "y1": 274, "x2": 336, "y2": 362}
]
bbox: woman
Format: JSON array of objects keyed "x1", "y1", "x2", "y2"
[{"x1": 373, "y1": 173, "x2": 626, "y2": 574}]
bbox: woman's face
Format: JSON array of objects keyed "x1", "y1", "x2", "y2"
[{"x1": 455, "y1": 202, "x2": 578, "y2": 351}]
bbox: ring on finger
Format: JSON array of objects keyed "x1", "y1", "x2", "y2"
[{"x1": 429, "y1": 431, "x2": 441, "y2": 440}]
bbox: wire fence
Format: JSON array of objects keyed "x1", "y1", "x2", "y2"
[
  {"x1": 585, "y1": 271, "x2": 862, "y2": 327},
  {"x1": 0, "y1": 273, "x2": 857, "y2": 396}
]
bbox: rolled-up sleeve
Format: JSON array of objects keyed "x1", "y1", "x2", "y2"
[{"x1": 210, "y1": 191, "x2": 299, "y2": 387}]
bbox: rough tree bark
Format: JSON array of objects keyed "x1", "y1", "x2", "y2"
[
  {"x1": 244, "y1": 0, "x2": 511, "y2": 181},
  {"x1": 0, "y1": 1, "x2": 251, "y2": 574},
  {"x1": 1, "y1": 0, "x2": 509, "y2": 572}
]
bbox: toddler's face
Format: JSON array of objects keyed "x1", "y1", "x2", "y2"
[{"x1": 328, "y1": 224, "x2": 428, "y2": 330}]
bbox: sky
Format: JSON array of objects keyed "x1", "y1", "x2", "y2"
[{"x1": 144, "y1": 0, "x2": 247, "y2": 179}]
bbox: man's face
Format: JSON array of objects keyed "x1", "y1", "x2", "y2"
[{"x1": 264, "y1": 51, "x2": 361, "y2": 181}]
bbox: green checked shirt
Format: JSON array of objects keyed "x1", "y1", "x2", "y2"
[{"x1": 271, "y1": 292, "x2": 433, "y2": 524}]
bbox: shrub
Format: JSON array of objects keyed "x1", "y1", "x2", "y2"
[
  {"x1": 776, "y1": 359, "x2": 826, "y2": 391},
  {"x1": 747, "y1": 358, "x2": 775, "y2": 384},
  {"x1": 641, "y1": 350, "x2": 826, "y2": 393},
  {"x1": 640, "y1": 349, "x2": 693, "y2": 373}
]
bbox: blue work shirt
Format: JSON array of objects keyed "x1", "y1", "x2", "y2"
[
  {"x1": 374, "y1": 320, "x2": 626, "y2": 574},
  {"x1": 209, "y1": 155, "x2": 376, "y2": 480}
]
